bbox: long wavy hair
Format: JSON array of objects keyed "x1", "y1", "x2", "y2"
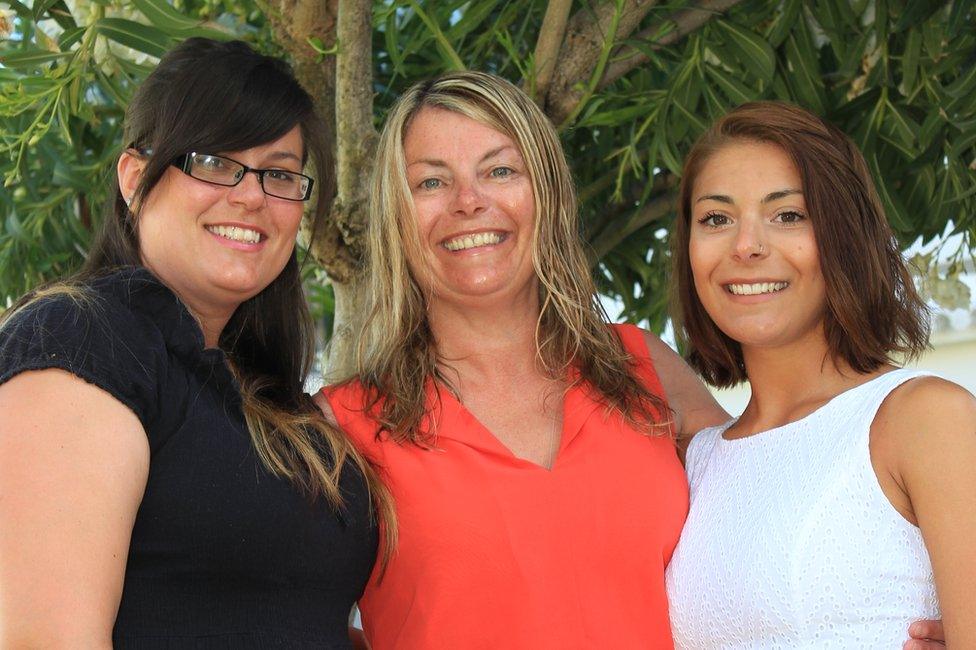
[
  {"x1": 672, "y1": 101, "x2": 929, "y2": 387},
  {"x1": 4, "y1": 38, "x2": 395, "y2": 551},
  {"x1": 355, "y1": 71, "x2": 670, "y2": 443}
]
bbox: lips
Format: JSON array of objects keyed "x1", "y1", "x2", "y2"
[{"x1": 442, "y1": 231, "x2": 505, "y2": 252}]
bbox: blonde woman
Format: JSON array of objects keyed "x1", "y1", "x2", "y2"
[{"x1": 314, "y1": 72, "x2": 724, "y2": 648}]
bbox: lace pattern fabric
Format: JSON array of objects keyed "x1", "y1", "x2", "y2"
[{"x1": 666, "y1": 368, "x2": 940, "y2": 648}]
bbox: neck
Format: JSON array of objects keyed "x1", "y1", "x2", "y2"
[
  {"x1": 183, "y1": 299, "x2": 233, "y2": 349},
  {"x1": 427, "y1": 290, "x2": 542, "y2": 381},
  {"x1": 735, "y1": 328, "x2": 875, "y2": 434}
]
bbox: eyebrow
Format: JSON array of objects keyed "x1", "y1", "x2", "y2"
[
  {"x1": 695, "y1": 188, "x2": 803, "y2": 204},
  {"x1": 263, "y1": 151, "x2": 303, "y2": 165},
  {"x1": 408, "y1": 145, "x2": 518, "y2": 169}
]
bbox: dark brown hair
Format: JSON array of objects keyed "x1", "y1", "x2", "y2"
[
  {"x1": 5, "y1": 38, "x2": 395, "y2": 551},
  {"x1": 672, "y1": 101, "x2": 929, "y2": 387}
]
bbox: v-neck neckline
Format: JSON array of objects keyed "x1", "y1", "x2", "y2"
[{"x1": 426, "y1": 373, "x2": 602, "y2": 472}]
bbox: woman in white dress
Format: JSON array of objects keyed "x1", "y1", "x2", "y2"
[{"x1": 665, "y1": 101, "x2": 975, "y2": 648}]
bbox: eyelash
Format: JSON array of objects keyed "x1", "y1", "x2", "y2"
[
  {"x1": 696, "y1": 210, "x2": 807, "y2": 227},
  {"x1": 697, "y1": 211, "x2": 730, "y2": 228},
  {"x1": 774, "y1": 210, "x2": 806, "y2": 224}
]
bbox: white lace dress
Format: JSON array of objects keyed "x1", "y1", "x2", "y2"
[{"x1": 666, "y1": 369, "x2": 940, "y2": 648}]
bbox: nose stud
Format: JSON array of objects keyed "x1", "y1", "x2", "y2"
[{"x1": 758, "y1": 243, "x2": 765, "y2": 254}]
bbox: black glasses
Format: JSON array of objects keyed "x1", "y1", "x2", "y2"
[{"x1": 172, "y1": 152, "x2": 314, "y2": 201}]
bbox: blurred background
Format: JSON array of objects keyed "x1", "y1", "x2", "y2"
[{"x1": 1, "y1": 0, "x2": 973, "y2": 405}]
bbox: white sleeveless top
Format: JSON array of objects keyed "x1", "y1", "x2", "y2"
[{"x1": 666, "y1": 369, "x2": 940, "y2": 648}]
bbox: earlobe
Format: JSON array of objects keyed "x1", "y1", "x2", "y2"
[{"x1": 117, "y1": 150, "x2": 146, "y2": 213}]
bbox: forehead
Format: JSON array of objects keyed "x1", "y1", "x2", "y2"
[
  {"x1": 402, "y1": 106, "x2": 519, "y2": 162},
  {"x1": 693, "y1": 140, "x2": 801, "y2": 196}
]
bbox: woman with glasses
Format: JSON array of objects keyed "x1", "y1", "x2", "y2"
[{"x1": 0, "y1": 37, "x2": 391, "y2": 647}]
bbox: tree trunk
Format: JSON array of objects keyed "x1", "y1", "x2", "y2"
[
  {"x1": 324, "y1": 275, "x2": 369, "y2": 382},
  {"x1": 265, "y1": 0, "x2": 375, "y2": 378}
]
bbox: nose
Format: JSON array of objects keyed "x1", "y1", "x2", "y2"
[
  {"x1": 449, "y1": 177, "x2": 487, "y2": 217},
  {"x1": 732, "y1": 217, "x2": 767, "y2": 261},
  {"x1": 227, "y1": 169, "x2": 266, "y2": 209}
]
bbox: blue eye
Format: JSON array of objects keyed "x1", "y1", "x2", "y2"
[
  {"x1": 421, "y1": 178, "x2": 441, "y2": 190},
  {"x1": 491, "y1": 167, "x2": 513, "y2": 178}
]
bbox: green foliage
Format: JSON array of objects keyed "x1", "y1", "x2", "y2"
[
  {"x1": 0, "y1": 0, "x2": 267, "y2": 301},
  {"x1": 2, "y1": 0, "x2": 974, "y2": 332}
]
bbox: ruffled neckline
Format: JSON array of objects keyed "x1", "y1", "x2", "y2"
[{"x1": 90, "y1": 266, "x2": 228, "y2": 367}]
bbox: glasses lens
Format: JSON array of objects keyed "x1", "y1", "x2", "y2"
[
  {"x1": 188, "y1": 154, "x2": 242, "y2": 186},
  {"x1": 262, "y1": 170, "x2": 311, "y2": 201}
]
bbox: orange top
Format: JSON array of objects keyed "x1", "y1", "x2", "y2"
[{"x1": 321, "y1": 324, "x2": 688, "y2": 649}]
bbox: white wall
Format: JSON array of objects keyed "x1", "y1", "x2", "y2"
[{"x1": 710, "y1": 326, "x2": 976, "y2": 417}]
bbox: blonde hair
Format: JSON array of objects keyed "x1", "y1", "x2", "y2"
[{"x1": 355, "y1": 71, "x2": 670, "y2": 443}]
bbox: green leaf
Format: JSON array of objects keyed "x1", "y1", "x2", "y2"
[
  {"x1": 944, "y1": 63, "x2": 976, "y2": 99},
  {"x1": 893, "y1": 0, "x2": 943, "y2": 33},
  {"x1": 0, "y1": 48, "x2": 71, "y2": 68},
  {"x1": 405, "y1": 1, "x2": 465, "y2": 71},
  {"x1": 946, "y1": 0, "x2": 974, "y2": 38},
  {"x1": 867, "y1": 154, "x2": 912, "y2": 233},
  {"x1": 131, "y1": 0, "x2": 201, "y2": 33},
  {"x1": 4, "y1": 212, "x2": 26, "y2": 242},
  {"x1": 31, "y1": 0, "x2": 62, "y2": 20},
  {"x1": 714, "y1": 19, "x2": 777, "y2": 83},
  {"x1": 948, "y1": 127, "x2": 976, "y2": 160},
  {"x1": 899, "y1": 29, "x2": 922, "y2": 96},
  {"x1": 765, "y1": 0, "x2": 801, "y2": 48},
  {"x1": 57, "y1": 26, "x2": 87, "y2": 51},
  {"x1": 94, "y1": 18, "x2": 173, "y2": 58},
  {"x1": 783, "y1": 33, "x2": 826, "y2": 115},
  {"x1": 705, "y1": 66, "x2": 755, "y2": 106}
]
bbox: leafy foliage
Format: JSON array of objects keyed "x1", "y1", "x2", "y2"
[{"x1": 2, "y1": 0, "x2": 974, "y2": 331}]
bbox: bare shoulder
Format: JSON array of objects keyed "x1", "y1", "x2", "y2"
[
  {"x1": 638, "y1": 329, "x2": 729, "y2": 439},
  {"x1": 873, "y1": 374, "x2": 976, "y2": 484},
  {"x1": 876, "y1": 375, "x2": 976, "y2": 443}
]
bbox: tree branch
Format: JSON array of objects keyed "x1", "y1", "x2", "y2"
[
  {"x1": 530, "y1": 0, "x2": 573, "y2": 102},
  {"x1": 587, "y1": 178, "x2": 677, "y2": 264},
  {"x1": 544, "y1": 0, "x2": 661, "y2": 127},
  {"x1": 600, "y1": 0, "x2": 746, "y2": 89}
]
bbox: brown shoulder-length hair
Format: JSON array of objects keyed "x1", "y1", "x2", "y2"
[{"x1": 672, "y1": 100, "x2": 929, "y2": 388}]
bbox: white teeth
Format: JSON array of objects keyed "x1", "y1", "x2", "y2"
[
  {"x1": 207, "y1": 225, "x2": 262, "y2": 244},
  {"x1": 726, "y1": 281, "x2": 789, "y2": 296},
  {"x1": 443, "y1": 231, "x2": 503, "y2": 251}
]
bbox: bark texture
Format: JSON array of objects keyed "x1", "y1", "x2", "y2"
[
  {"x1": 264, "y1": 0, "x2": 374, "y2": 376},
  {"x1": 543, "y1": 0, "x2": 661, "y2": 126}
]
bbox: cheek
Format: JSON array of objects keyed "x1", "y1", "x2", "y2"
[
  {"x1": 687, "y1": 238, "x2": 713, "y2": 288},
  {"x1": 275, "y1": 206, "x2": 305, "y2": 239},
  {"x1": 410, "y1": 196, "x2": 441, "y2": 239}
]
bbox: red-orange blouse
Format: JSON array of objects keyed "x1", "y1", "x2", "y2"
[{"x1": 321, "y1": 324, "x2": 688, "y2": 649}]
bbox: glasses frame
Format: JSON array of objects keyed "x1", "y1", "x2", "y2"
[{"x1": 172, "y1": 152, "x2": 314, "y2": 202}]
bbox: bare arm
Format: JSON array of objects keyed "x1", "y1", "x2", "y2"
[
  {"x1": 641, "y1": 330, "x2": 729, "y2": 441},
  {"x1": 0, "y1": 369, "x2": 149, "y2": 646},
  {"x1": 879, "y1": 377, "x2": 976, "y2": 648}
]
